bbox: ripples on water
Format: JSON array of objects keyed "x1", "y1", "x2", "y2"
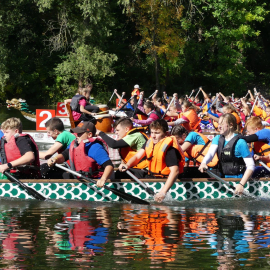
[{"x1": 0, "y1": 198, "x2": 269, "y2": 269}]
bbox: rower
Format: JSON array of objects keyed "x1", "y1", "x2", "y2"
[
  {"x1": 96, "y1": 117, "x2": 148, "y2": 171},
  {"x1": 243, "y1": 116, "x2": 270, "y2": 173},
  {"x1": 39, "y1": 117, "x2": 75, "y2": 160},
  {"x1": 131, "y1": 94, "x2": 162, "y2": 126},
  {"x1": 171, "y1": 125, "x2": 218, "y2": 177},
  {"x1": 47, "y1": 121, "x2": 114, "y2": 187},
  {"x1": 0, "y1": 117, "x2": 41, "y2": 178},
  {"x1": 168, "y1": 100, "x2": 201, "y2": 132},
  {"x1": 118, "y1": 119, "x2": 185, "y2": 202},
  {"x1": 198, "y1": 113, "x2": 255, "y2": 195}
]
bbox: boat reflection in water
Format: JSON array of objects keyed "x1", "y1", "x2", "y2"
[{"x1": 0, "y1": 198, "x2": 270, "y2": 268}]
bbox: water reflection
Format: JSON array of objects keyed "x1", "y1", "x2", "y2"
[{"x1": 0, "y1": 199, "x2": 270, "y2": 268}]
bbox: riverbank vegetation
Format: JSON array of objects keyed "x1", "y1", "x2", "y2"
[{"x1": 0, "y1": 0, "x2": 269, "y2": 104}]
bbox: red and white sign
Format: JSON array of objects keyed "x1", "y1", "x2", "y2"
[
  {"x1": 36, "y1": 109, "x2": 55, "y2": 131},
  {"x1": 56, "y1": 102, "x2": 68, "y2": 117}
]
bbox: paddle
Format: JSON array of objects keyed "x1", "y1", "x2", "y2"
[
  {"x1": 132, "y1": 93, "x2": 143, "y2": 118},
  {"x1": 4, "y1": 171, "x2": 47, "y2": 201},
  {"x1": 125, "y1": 168, "x2": 155, "y2": 196},
  {"x1": 194, "y1": 87, "x2": 202, "y2": 99},
  {"x1": 258, "y1": 160, "x2": 270, "y2": 173},
  {"x1": 148, "y1": 90, "x2": 158, "y2": 100},
  {"x1": 117, "y1": 92, "x2": 125, "y2": 107},
  {"x1": 248, "y1": 94, "x2": 259, "y2": 119},
  {"x1": 115, "y1": 96, "x2": 135, "y2": 117},
  {"x1": 205, "y1": 169, "x2": 251, "y2": 197},
  {"x1": 107, "y1": 90, "x2": 115, "y2": 106},
  {"x1": 161, "y1": 96, "x2": 175, "y2": 119},
  {"x1": 96, "y1": 110, "x2": 109, "y2": 115},
  {"x1": 188, "y1": 89, "x2": 195, "y2": 99},
  {"x1": 55, "y1": 163, "x2": 150, "y2": 205}
]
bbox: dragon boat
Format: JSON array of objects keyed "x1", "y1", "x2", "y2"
[{"x1": 0, "y1": 176, "x2": 267, "y2": 202}]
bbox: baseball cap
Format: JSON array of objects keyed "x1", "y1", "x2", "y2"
[
  {"x1": 134, "y1": 84, "x2": 140, "y2": 89},
  {"x1": 71, "y1": 121, "x2": 96, "y2": 134}
]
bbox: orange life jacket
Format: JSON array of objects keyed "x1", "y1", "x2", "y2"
[
  {"x1": 251, "y1": 141, "x2": 270, "y2": 167},
  {"x1": 231, "y1": 112, "x2": 242, "y2": 127},
  {"x1": 254, "y1": 105, "x2": 264, "y2": 118},
  {"x1": 145, "y1": 136, "x2": 185, "y2": 177},
  {"x1": 178, "y1": 109, "x2": 201, "y2": 132},
  {"x1": 119, "y1": 127, "x2": 149, "y2": 169},
  {"x1": 184, "y1": 132, "x2": 219, "y2": 167}
]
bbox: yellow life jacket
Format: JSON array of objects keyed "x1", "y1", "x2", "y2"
[
  {"x1": 184, "y1": 132, "x2": 219, "y2": 167},
  {"x1": 178, "y1": 109, "x2": 201, "y2": 132},
  {"x1": 145, "y1": 136, "x2": 185, "y2": 177},
  {"x1": 119, "y1": 127, "x2": 149, "y2": 169}
]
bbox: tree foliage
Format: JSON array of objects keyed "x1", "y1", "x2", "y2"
[{"x1": 0, "y1": 0, "x2": 269, "y2": 104}]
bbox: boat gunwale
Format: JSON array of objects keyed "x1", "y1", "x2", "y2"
[{"x1": 0, "y1": 178, "x2": 267, "y2": 183}]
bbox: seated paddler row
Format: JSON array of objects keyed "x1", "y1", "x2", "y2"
[
  {"x1": 1, "y1": 87, "x2": 270, "y2": 202},
  {"x1": 1, "y1": 111, "x2": 270, "y2": 202}
]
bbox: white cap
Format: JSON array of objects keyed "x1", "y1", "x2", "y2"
[{"x1": 134, "y1": 84, "x2": 140, "y2": 89}]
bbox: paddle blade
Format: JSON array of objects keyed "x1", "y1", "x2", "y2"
[
  {"x1": 105, "y1": 185, "x2": 150, "y2": 205},
  {"x1": 145, "y1": 187, "x2": 155, "y2": 196},
  {"x1": 82, "y1": 176, "x2": 149, "y2": 205},
  {"x1": 4, "y1": 172, "x2": 47, "y2": 201}
]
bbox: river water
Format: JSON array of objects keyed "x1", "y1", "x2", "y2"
[{"x1": 0, "y1": 106, "x2": 270, "y2": 269}]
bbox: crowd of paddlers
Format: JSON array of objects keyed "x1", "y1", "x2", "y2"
[{"x1": 1, "y1": 83, "x2": 270, "y2": 202}]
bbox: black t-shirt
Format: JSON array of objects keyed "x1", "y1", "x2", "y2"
[
  {"x1": 142, "y1": 141, "x2": 181, "y2": 167},
  {"x1": 16, "y1": 137, "x2": 37, "y2": 157}
]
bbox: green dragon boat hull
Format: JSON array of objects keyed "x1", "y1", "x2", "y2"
[{"x1": 0, "y1": 179, "x2": 267, "y2": 201}]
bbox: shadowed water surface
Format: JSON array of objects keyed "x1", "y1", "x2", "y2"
[{"x1": 0, "y1": 198, "x2": 269, "y2": 269}]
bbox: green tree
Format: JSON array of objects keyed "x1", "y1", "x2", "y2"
[
  {"x1": 178, "y1": 0, "x2": 268, "y2": 94},
  {"x1": 121, "y1": 0, "x2": 186, "y2": 91}
]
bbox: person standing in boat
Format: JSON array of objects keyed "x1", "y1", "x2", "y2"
[
  {"x1": 39, "y1": 117, "x2": 76, "y2": 160},
  {"x1": 131, "y1": 84, "x2": 140, "y2": 98},
  {"x1": 96, "y1": 117, "x2": 148, "y2": 172},
  {"x1": 117, "y1": 119, "x2": 185, "y2": 202},
  {"x1": 0, "y1": 117, "x2": 41, "y2": 178},
  {"x1": 47, "y1": 121, "x2": 114, "y2": 187},
  {"x1": 198, "y1": 113, "x2": 255, "y2": 195}
]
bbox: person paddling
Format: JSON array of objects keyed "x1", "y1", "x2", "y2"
[
  {"x1": 198, "y1": 114, "x2": 255, "y2": 195},
  {"x1": 0, "y1": 117, "x2": 41, "y2": 178},
  {"x1": 117, "y1": 119, "x2": 185, "y2": 202},
  {"x1": 96, "y1": 117, "x2": 148, "y2": 171},
  {"x1": 47, "y1": 121, "x2": 114, "y2": 187},
  {"x1": 39, "y1": 117, "x2": 75, "y2": 160}
]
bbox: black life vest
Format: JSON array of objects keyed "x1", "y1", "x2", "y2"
[
  {"x1": 70, "y1": 95, "x2": 87, "y2": 113},
  {"x1": 217, "y1": 134, "x2": 246, "y2": 176}
]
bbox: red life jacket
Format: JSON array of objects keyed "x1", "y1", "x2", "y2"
[
  {"x1": 69, "y1": 137, "x2": 108, "y2": 178},
  {"x1": 4, "y1": 134, "x2": 41, "y2": 177}
]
